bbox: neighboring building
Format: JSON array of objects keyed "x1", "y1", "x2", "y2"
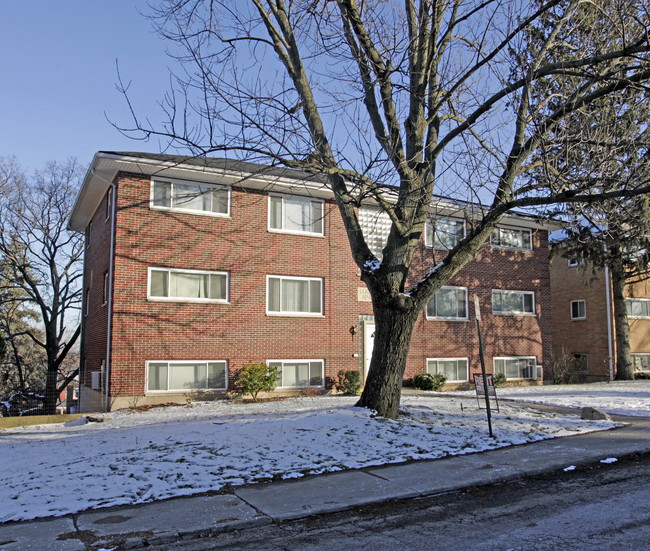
[
  {"x1": 69, "y1": 152, "x2": 555, "y2": 412},
  {"x1": 550, "y1": 252, "x2": 650, "y2": 380}
]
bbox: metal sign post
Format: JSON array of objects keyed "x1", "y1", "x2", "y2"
[{"x1": 473, "y1": 294, "x2": 494, "y2": 438}]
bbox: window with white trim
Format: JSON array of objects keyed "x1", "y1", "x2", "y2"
[
  {"x1": 149, "y1": 268, "x2": 228, "y2": 302},
  {"x1": 151, "y1": 178, "x2": 230, "y2": 216},
  {"x1": 570, "y1": 300, "x2": 586, "y2": 320},
  {"x1": 267, "y1": 276, "x2": 323, "y2": 315},
  {"x1": 359, "y1": 207, "x2": 391, "y2": 259},
  {"x1": 567, "y1": 254, "x2": 583, "y2": 267},
  {"x1": 425, "y1": 218, "x2": 465, "y2": 249},
  {"x1": 633, "y1": 354, "x2": 650, "y2": 372},
  {"x1": 426, "y1": 286, "x2": 468, "y2": 320},
  {"x1": 427, "y1": 358, "x2": 468, "y2": 382},
  {"x1": 625, "y1": 298, "x2": 650, "y2": 318},
  {"x1": 269, "y1": 194, "x2": 324, "y2": 235},
  {"x1": 490, "y1": 227, "x2": 532, "y2": 250},
  {"x1": 268, "y1": 359, "x2": 324, "y2": 388},
  {"x1": 84, "y1": 289, "x2": 90, "y2": 316},
  {"x1": 85, "y1": 222, "x2": 92, "y2": 249},
  {"x1": 492, "y1": 290, "x2": 535, "y2": 315},
  {"x1": 147, "y1": 360, "x2": 228, "y2": 392},
  {"x1": 494, "y1": 356, "x2": 537, "y2": 379}
]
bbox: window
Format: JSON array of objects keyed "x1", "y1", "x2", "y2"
[
  {"x1": 105, "y1": 187, "x2": 113, "y2": 221},
  {"x1": 490, "y1": 227, "x2": 532, "y2": 250},
  {"x1": 494, "y1": 357, "x2": 537, "y2": 380},
  {"x1": 84, "y1": 289, "x2": 90, "y2": 316},
  {"x1": 359, "y1": 207, "x2": 391, "y2": 259},
  {"x1": 269, "y1": 194, "x2": 324, "y2": 235},
  {"x1": 625, "y1": 298, "x2": 650, "y2": 318},
  {"x1": 570, "y1": 300, "x2": 586, "y2": 320},
  {"x1": 149, "y1": 268, "x2": 228, "y2": 302},
  {"x1": 492, "y1": 290, "x2": 535, "y2": 315},
  {"x1": 427, "y1": 358, "x2": 468, "y2": 382},
  {"x1": 567, "y1": 254, "x2": 583, "y2": 267},
  {"x1": 633, "y1": 354, "x2": 650, "y2": 372},
  {"x1": 147, "y1": 360, "x2": 227, "y2": 392},
  {"x1": 102, "y1": 272, "x2": 109, "y2": 306},
  {"x1": 426, "y1": 286, "x2": 468, "y2": 320},
  {"x1": 573, "y1": 354, "x2": 588, "y2": 372},
  {"x1": 425, "y1": 218, "x2": 465, "y2": 249},
  {"x1": 268, "y1": 359, "x2": 324, "y2": 388},
  {"x1": 151, "y1": 178, "x2": 230, "y2": 216},
  {"x1": 267, "y1": 276, "x2": 323, "y2": 315},
  {"x1": 86, "y1": 222, "x2": 92, "y2": 248}
]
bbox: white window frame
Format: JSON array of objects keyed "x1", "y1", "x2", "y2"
[
  {"x1": 493, "y1": 356, "x2": 538, "y2": 380},
  {"x1": 150, "y1": 177, "x2": 231, "y2": 218},
  {"x1": 632, "y1": 353, "x2": 650, "y2": 373},
  {"x1": 567, "y1": 254, "x2": 583, "y2": 267},
  {"x1": 426, "y1": 286, "x2": 469, "y2": 321},
  {"x1": 266, "y1": 275, "x2": 323, "y2": 316},
  {"x1": 424, "y1": 218, "x2": 466, "y2": 250},
  {"x1": 146, "y1": 360, "x2": 228, "y2": 393},
  {"x1": 570, "y1": 299, "x2": 586, "y2": 320},
  {"x1": 625, "y1": 298, "x2": 650, "y2": 318},
  {"x1": 267, "y1": 359, "x2": 325, "y2": 388},
  {"x1": 490, "y1": 226, "x2": 533, "y2": 251},
  {"x1": 84, "y1": 289, "x2": 90, "y2": 317},
  {"x1": 268, "y1": 193, "x2": 325, "y2": 236},
  {"x1": 85, "y1": 222, "x2": 92, "y2": 249},
  {"x1": 492, "y1": 289, "x2": 536, "y2": 315},
  {"x1": 148, "y1": 267, "x2": 229, "y2": 303},
  {"x1": 426, "y1": 357, "x2": 469, "y2": 383}
]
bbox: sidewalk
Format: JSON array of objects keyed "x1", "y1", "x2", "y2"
[{"x1": 1, "y1": 413, "x2": 649, "y2": 551}]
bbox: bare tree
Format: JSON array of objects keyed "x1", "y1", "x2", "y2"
[
  {"x1": 0, "y1": 158, "x2": 84, "y2": 415},
  {"x1": 118, "y1": 0, "x2": 650, "y2": 417},
  {"x1": 525, "y1": 0, "x2": 650, "y2": 380}
]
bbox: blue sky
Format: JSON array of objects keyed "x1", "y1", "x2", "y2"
[{"x1": 0, "y1": 1, "x2": 172, "y2": 173}]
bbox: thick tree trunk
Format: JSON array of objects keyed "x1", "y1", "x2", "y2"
[
  {"x1": 42, "y1": 364, "x2": 59, "y2": 415},
  {"x1": 610, "y1": 256, "x2": 634, "y2": 380},
  {"x1": 356, "y1": 303, "x2": 420, "y2": 419}
]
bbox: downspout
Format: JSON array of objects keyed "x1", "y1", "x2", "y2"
[
  {"x1": 91, "y1": 169, "x2": 117, "y2": 411},
  {"x1": 605, "y1": 265, "x2": 614, "y2": 381}
]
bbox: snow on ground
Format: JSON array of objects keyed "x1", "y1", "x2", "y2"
[
  {"x1": 451, "y1": 380, "x2": 650, "y2": 417},
  {"x1": 0, "y1": 393, "x2": 617, "y2": 522}
]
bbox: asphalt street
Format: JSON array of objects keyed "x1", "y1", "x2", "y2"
[{"x1": 156, "y1": 452, "x2": 650, "y2": 551}]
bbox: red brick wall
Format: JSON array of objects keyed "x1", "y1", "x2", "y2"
[
  {"x1": 406, "y1": 230, "x2": 552, "y2": 382},
  {"x1": 81, "y1": 171, "x2": 553, "y2": 406},
  {"x1": 549, "y1": 256, "x2": 612, "y2": 380},
  {"x1": 79, "y1": 185, "x2": 113, "y2": 408}
]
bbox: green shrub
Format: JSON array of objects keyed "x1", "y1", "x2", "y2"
[
  {"x1": 493, "y1": 372, "x2": 507, "y2": 387},
  {"x1": 412, "y1": 372, "x2": 446, "y2": 391},
  {"x1": 335, "y1": 370, "x2": 362, "y2": 395},
  {"x1": 236, "y1": 362, "x2": 280, "y2": 401}
]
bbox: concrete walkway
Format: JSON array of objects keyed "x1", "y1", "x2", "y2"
[{"x1": 1, "y1": 414, "x2": 649, "y2": 550}]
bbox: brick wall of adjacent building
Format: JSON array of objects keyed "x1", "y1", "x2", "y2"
[
  {"x1": 79, "y1": 186, "x2": 114, "y2": 411},
  {"x1": 550, "y1": 255, "x2": 650, "y2": 380},
  {"x1": 627, "y1": 279, "x2": 650, "y2": 356},
  {"x1": 549, "y1": 256, "x2": 612, "y2": 380},
  {"x1": 80, "y1": 170, "x2": 553, "y2": 410}
]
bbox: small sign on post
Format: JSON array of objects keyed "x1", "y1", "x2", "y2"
[{"x1": 473, "y1": 373, "x2": 499, "y2": 412}]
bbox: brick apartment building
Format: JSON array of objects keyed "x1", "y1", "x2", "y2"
[
  {"x1": 550, "y1": 253, "x2": 650, "y2": 380},
  {"x1": 69, "y1": 152, "x2": 555, "y2": 412}
]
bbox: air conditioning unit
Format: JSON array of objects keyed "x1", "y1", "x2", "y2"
[
  {"x1": 91, "y1": 371, "x2": 103, "y2": 390},
  {"x1": 536, "y1": 365, "x2": 543, "y2": 379}
]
